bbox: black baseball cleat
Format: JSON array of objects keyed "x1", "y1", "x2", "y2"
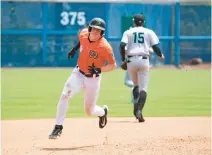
[
  {"x1": 49, "y1": 125, "x2": 63, "y2": 139},
  {"x1": 99, "y1": 105, "x2": 108, "y2": 129},
  {"x1": 136, "y1": 110, "x2": 145, "y2": 123}
]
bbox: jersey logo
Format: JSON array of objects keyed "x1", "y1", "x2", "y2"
[{"x1": 89, "y1": 50, "x2": 98, "y2": 59}]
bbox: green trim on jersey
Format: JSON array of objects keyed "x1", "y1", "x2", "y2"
[{"x1": 120, "y1": 42, "x2": 127, "y2": 45}]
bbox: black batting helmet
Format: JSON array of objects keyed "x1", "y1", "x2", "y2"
[
  {"x1": 88, "y1": 18, "x2": 106, "y2": 35},
  {"x1": 133, "y1": 14, "x2": 145, "y2": 26}
]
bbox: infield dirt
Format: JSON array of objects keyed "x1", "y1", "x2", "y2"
[{"x1": 2, "y1": 117, "x2": 211, "y2": 155}]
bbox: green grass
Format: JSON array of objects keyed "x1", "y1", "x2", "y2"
[{"x1": 1, "y1": 68, "x2": 211, "y2": 120}]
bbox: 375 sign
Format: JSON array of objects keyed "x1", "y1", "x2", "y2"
[{"x1": 60, "y1": 11, "x2": 86, "y2": 26}]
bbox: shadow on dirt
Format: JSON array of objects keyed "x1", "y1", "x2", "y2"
[
  {"x1": 109, "y1": 120, "x2": 139, "y2": 123},
  {"x1": 41, "y1": 145, "x2": 99, "y2": 151}
]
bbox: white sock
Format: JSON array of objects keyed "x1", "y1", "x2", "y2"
[
  {"x1": 91, "y1": 105, "x2": 105, "y2": 117},
  {"x1": 56, "y1": 95, "x2": 69, "y2": 125}
]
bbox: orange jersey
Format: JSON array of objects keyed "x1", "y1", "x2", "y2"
[{"x1": 78, "y1": 29, "x2": 116, "y2": 73}]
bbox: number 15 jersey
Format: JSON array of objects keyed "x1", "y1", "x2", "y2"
[{"x1": 121, "y1": 27, "x2": 159, "y2": 56}]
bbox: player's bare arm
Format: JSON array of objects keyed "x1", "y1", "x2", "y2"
[
  {"x1": 101, "y1": 49, "x2": 117, "y2": 72},
  {"x1": 101, "y1": 43, "x2": 117, "y2": 72},
  {"x1": 68, "y1": 41, "x2": 80, "y2": 60},
  {"x1": 101, "y1": 63, "x2": 117, "y2": 72}
]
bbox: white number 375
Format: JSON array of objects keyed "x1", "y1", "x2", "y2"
[{"x1": 60, "y1": 11, "x2": 86, "y2": 26}]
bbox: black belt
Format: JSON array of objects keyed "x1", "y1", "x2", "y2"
[
  {"x1": 77, "y1": 66, "x2": 99, "y2": 78},
  {"x1": 127, "y1": 55, "x2": 148, "y2": 59}
]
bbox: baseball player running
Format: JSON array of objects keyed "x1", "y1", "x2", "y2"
[
  {"x1": 120, "y1": 14, "x2": 164, "y2": 122},
  {"x1": 49, "y1": 18, "x2": 117, "y2": 139}
]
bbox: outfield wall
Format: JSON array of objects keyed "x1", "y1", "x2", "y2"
[{"x1": 1, "y1": 1, "x2": 211, "y2": 67}]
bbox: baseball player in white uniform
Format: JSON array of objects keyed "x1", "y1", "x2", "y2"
[{"x1": 120, "y1": 14, "x2": 164, "y2": 122}]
